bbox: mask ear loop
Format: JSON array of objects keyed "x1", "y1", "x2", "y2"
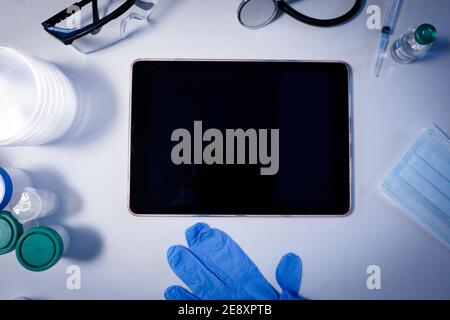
[{"x1": 277, "y1": 0, "x2": 364, "y2": 27}]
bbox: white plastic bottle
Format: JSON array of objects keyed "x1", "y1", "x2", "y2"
[
  {"x1": 391, "y1": 23, "x2": 438, "y2": 63},
  {"x1": 0, "y1": 167, "x2": 58, "y2": 223},
  {"x1": 10, "y1": 187, "x2": 59, "y2": 224},
  {"x1": 0, "y1": 167, "x2": 32, "y2": 210}
]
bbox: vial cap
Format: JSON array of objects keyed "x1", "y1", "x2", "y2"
[
  {"x1": 0, "y1": 211, "x2": 23, "y2": 255},
  {"x1": 16, "y1": 226, "x2": 64, "y2": 272},
  {"x1": 415, "y1": 24, "x2": 438, "y2": 45}
]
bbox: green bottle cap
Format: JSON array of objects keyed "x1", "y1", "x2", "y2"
[
  {"x1": 414, "y1": 23, "x2": 438, "y2": 45},
  {"x1": 0, "y1": 211, "x2": 23, "y2": 255},
  {"x1": 16, "y1": 226, "x2": 64, "y2": 272}
]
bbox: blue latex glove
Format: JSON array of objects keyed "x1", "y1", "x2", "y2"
[{"x1": 165, "y1": 223, "x2": 304, "y2": 300}]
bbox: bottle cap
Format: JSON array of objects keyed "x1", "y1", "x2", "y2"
[
  {"x1": 16, "y1": 226, "x2": 64, "y2": 272},
  {"x1": 0, "y1": 211, "x2": 23, "y2": 255},
  {"x1": 415, "y1": 24, "x2": 438, "y2": 45},
  {"x1": 0, "y1": 167, "x2": 13, "y2": 210}
]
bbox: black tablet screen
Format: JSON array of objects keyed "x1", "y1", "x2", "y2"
[{"x1": 130, "y1": 61, "x2": 350, "y2": 215}]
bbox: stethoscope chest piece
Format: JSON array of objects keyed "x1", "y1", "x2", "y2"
[{"x1": 238, "y1": 0, "x2": 279, "y2": 29}]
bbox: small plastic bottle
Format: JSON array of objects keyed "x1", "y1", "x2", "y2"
[
  {"x1": 0, "y1": 167, "x2": 32, "y2": 210},
  {"x1": 10, "y1": 187, "x2": 59, "y2": 224},
  {"x1": 391, "y1": 23, "x2": 438, "y2": 63},
  {"x1": 0, "y1": 167, "x2": 59, "y2": 223}
]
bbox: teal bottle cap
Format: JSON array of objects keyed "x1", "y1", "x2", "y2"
[
  {"x1": 415, "y1": 23, "x2": 438, "y2": 45},
  {"x1": 16, "y1": 226, "x2": 64, "y2": 272},
  {"x1": 0, "y1": 211, "x2": 23, "y2": 255}
]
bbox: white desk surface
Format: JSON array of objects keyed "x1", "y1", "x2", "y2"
[{"x1": 0, "y1": 0, "x2": 449, "y2": 299}]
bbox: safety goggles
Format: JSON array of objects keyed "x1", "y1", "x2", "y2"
[{"x1": 42, "y1": 0, "x2": 160, "y2": 53}]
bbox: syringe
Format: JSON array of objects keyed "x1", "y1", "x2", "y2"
[{"x1": 373, "y1": 0, "x2": 402, "y2": 77}]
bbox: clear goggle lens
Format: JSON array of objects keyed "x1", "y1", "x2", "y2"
[{"x1": 56, "y1": 0, "x2": 161, "y2": 53}]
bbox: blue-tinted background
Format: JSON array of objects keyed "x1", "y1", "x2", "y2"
[{"x1": 1, "y1": 0, "x2": 449, "y2": 299}]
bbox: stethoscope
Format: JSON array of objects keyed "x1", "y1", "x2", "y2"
[{"x1": 237, "y1": 0, "x2": 364, "y2": 29}]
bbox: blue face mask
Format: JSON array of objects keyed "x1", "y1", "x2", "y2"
[{"x1": 382, "y1": 125, "x2": 450, "y2": 248}]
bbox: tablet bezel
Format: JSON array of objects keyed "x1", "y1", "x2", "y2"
[{"x1": 128, "y1": 59, "x2": 353, "y2": 217}]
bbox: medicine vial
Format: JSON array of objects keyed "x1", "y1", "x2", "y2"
[{"x1": 391, "y1": 23, "x2": 438, "y2": 63}]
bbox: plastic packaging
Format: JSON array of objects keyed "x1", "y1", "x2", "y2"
[
  {"x1": 382, "y1": 125, "x2": 450, "y2": 248},
  {"x1": 0, "y1": 211, "x2": 23, "y2": 255},
  {"x1": 10, "y1": 188, "x2": 59, "y2": 224},
  {"x1": 391, "y1": 23, "x2": 438, "y2": 63},
  {"x1": 0, "y1": 46, "x2": 77, "y2": 146},
  {"x1": 16, "y1": 225, "x2": 70, "y2": 271},
  {"x1": 0, "y1": 167, "x2": 32, "y2": 211}
]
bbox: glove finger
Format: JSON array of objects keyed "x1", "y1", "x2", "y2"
[
  {"x1": 276, "y1": 252, "x2": 302, "y2": 296},
  {"x1": 167, "y1": 245, "x2": 229, "y2": 299},
  {"x1": 279, "y1": 291, "x2": 306, "y2": 300},
  {"x1": 185, "y1": 223, "x2": 278, "y2": 300},
  {"x1": 165, "y1": 285, "x2": 199, "y2": 300}
]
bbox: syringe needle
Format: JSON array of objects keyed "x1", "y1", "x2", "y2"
[{"x1": 372, "y1": 0, "x2": 402, "y2": 77}]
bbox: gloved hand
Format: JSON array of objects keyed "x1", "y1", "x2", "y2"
[{"x1": 165, "y1": 223, "x2": 305, "y2": 300}]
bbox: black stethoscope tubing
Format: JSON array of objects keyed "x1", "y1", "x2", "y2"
[{"x1": 277, "y1": 0, "x2": 363, "y2": 27}]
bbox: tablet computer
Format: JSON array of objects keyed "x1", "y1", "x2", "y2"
[{"x1": 129, "y1": 60, "x2": 351, "y2": 216}]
